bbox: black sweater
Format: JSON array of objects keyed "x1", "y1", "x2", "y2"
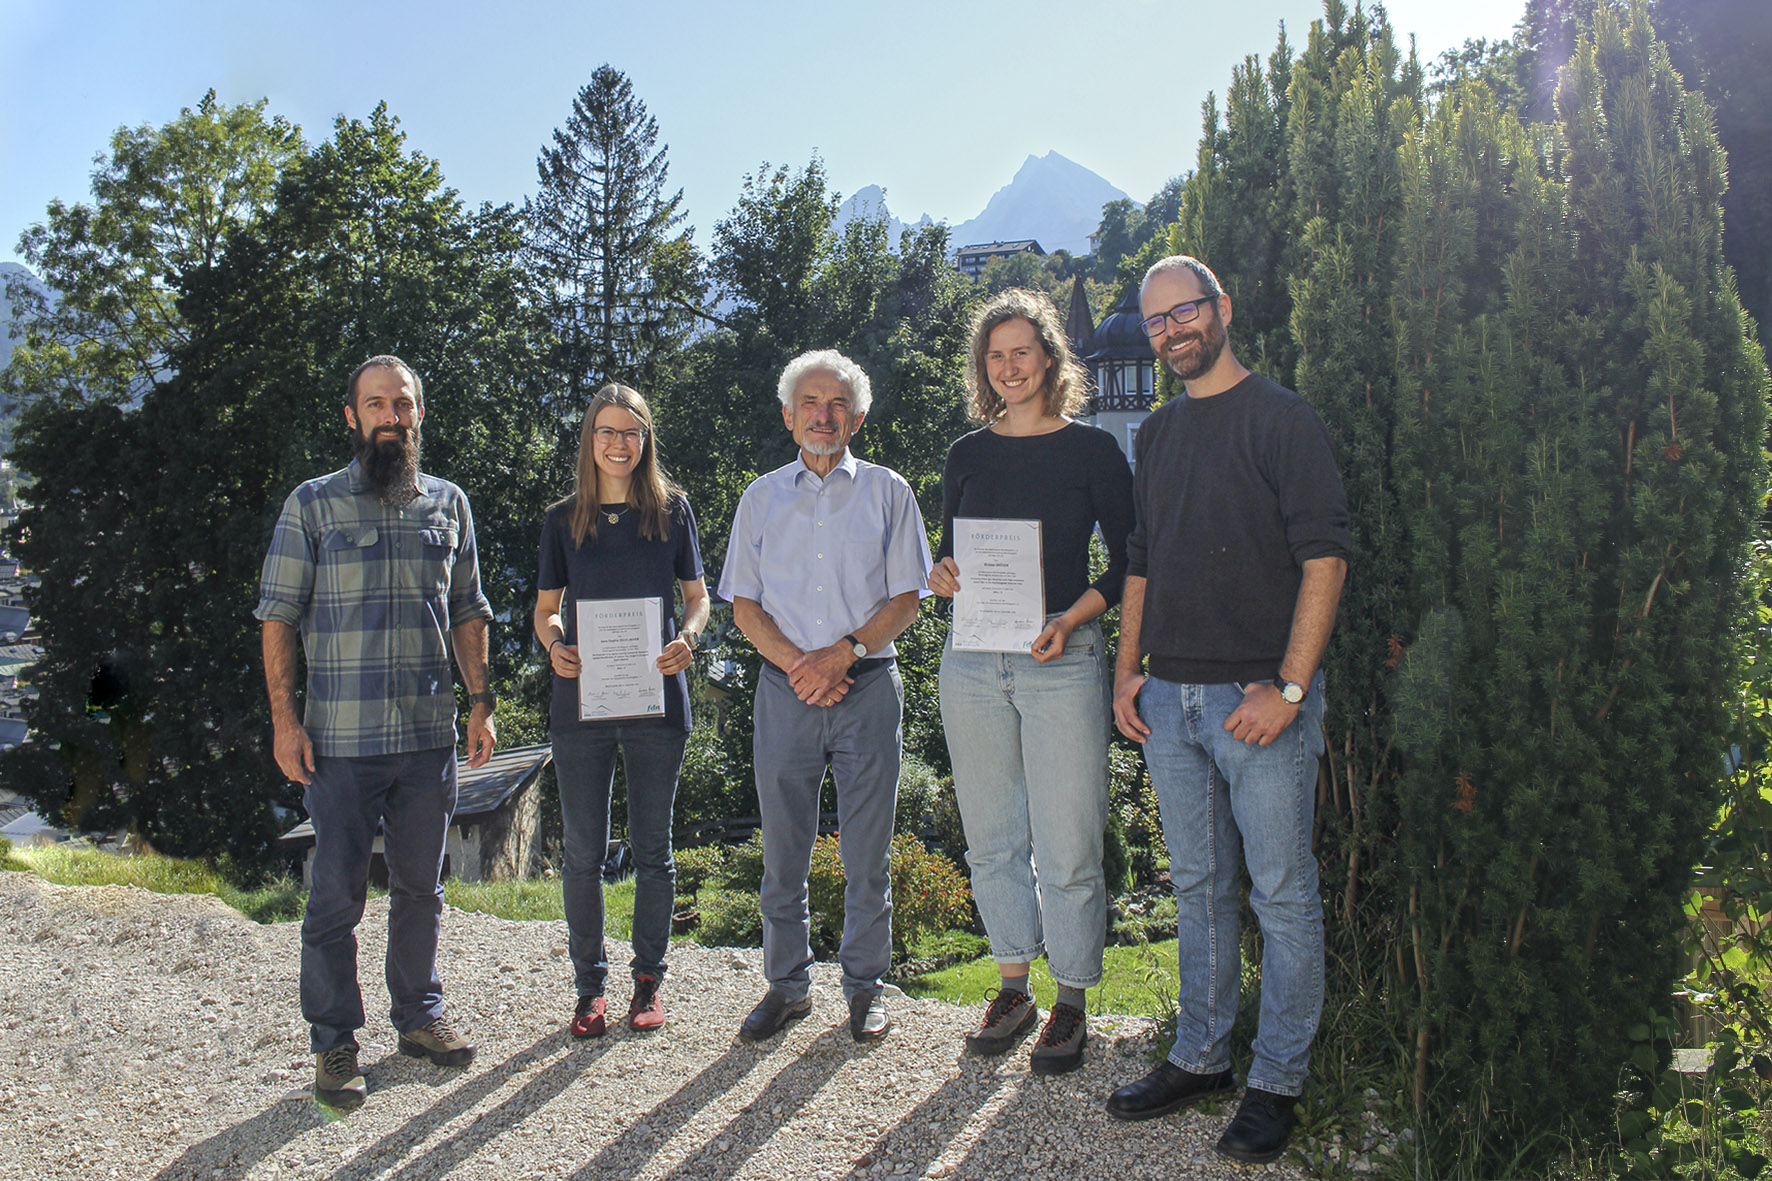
[
  {"x1": 1125, "y1": 373, "x2": 1350, "y2": 683},
  {"x1": 936, "y1": 421, "x2": 1136, "y2": 612}
]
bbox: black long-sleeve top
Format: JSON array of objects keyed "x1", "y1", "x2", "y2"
[
  {"x1": 936, "y1": 421, "x2": 1137, "y2": 612},
  {"x1": 1125, "y1": 373, "x2": 1350, "y2": 684}
]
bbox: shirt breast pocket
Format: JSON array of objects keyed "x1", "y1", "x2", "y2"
[
  {"x1": 836, "y1": 535, "x2": 885, "y2": 596},
  {"x1": 419, "y1": 526, "x2": 458, "y2": 593},
  {"x1": 319, "y1": 526, "x2": 381, "y2": 594}
]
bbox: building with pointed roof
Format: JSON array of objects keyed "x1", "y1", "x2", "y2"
[{"x1": 1079, "y1": 285, "x2": 1158, "y2": 460}]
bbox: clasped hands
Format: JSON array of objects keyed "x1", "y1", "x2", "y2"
[{"x1": 787, "y1": 643, "x2": 854, "y2": 707}]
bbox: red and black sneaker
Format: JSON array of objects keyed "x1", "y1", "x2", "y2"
[
  {"x1": 570, "y1": 994, "x2": 607, "y2": 1039},
  {"x1": 628, "y1": 974, "x2": 665, "y2": 1031}
]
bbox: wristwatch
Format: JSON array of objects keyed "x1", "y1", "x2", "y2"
[
  {"x1": 842, "y1": 633, "x2": 868, "y2": 660},
  {"x1": 1271, "y1": 677, "x2": 1306, "y2": 705},
  {"x1": 467, "y1": 690, "x2": 498, "y2": 710},
  {"x1": 680, "y1": 627, "x2": 699, "y2": 651}
]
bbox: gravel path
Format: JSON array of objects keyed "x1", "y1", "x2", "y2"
[{"x1": 0, "y1": 871, "x2": 1307, "y2": 1181}]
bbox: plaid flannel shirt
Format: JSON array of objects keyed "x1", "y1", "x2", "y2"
[{"x1": 255, "y1": 459, "x2": 493, "y2": 757}]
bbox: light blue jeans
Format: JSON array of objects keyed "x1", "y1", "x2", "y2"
[
  {"x1": 1138, "y1": 674, "x2": 1326, "y2": 1098},
  {"x1": 939, "y1": 620, "x2": 1109, "y2": 989}
]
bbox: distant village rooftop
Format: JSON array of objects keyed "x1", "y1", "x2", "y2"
[{"x1": 953, "y1": 239, "x2": 1045, "y2": 279}]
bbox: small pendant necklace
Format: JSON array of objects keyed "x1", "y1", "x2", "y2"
[{"x1": 604, "y1": 504, "x2": 631, "y2": 526}]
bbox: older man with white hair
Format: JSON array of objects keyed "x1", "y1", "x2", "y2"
[{"x1": 719, "y1": 349, "x2": 931, "y2": 1045}]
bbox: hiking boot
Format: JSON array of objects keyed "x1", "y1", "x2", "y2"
[
  {"x1": 314, "y1": 1043, "x2": 366, "y2": 1111},
  {"x1": 628, "y1": 975, "x2": 665, "y2": 1031},
  {"x1": 1215, "y1": 1087, "x2": 1299, "y2": 1163},
  {"x1": 1029, "y1": 1002, "x2": 1088, "y2": 1075},
  {"x1": 963, "y1": 988, "x2": 1039, "y2": 1055},
  {"x1": 398, "y1": 1014, "x2": 475, "y2": 1066},
  {"x1": 570, "y1": 994, "x2": 608, "y2": 1039}
]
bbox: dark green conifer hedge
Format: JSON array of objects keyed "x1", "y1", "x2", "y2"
[{"x1": 1160, "y1": 1, "x2": 1769, "y2": 1168}]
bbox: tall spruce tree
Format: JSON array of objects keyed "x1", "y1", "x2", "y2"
[{"x1": 524, "y1": 65, "x2": 701, "y2": 422}]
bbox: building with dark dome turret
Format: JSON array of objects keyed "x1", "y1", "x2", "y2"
[{"x1": 1079, "y1": 285, "x2": 1157, "y2": 461}]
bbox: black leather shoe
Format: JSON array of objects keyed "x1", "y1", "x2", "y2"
[
  {"x1": 1215, "y1": 1086, "x2": 1299, "y2": 1163},
  {"x1": 738, "y1": 990, "x2": 812, "y2": 1043},
  {"x1": 848, "y1": 992, "x2": 891, "y2": 1042},
  {"x1": 1105, "y1": 1062, "x2": 1234, "y2": 1121}
]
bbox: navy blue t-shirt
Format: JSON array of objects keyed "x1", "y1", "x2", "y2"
[{"x1": 536, "y1": 494, "x2": 704, "y2": 732}]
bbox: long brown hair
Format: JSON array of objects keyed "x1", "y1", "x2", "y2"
[
  {"x1": 964, "y1": 288, "x2": 1088, "y2": 424},
  {"x1": 558, "y1": 384, "x2": 680, "y2": 545}
]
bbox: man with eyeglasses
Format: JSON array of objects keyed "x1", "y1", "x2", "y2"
[
  {"x1": 257, "y1": 354, "x2": 495, "y2": 1111},
  {"x1": 718, "y1": 349, "x2": 932, "y2": 1046},
  {"x1": 1105, "y1": 257, "x2": 1349, "y2": 1163}
]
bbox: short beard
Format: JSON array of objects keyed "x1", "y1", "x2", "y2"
[
  {"x1": 356, "y1": 423, "x2": 422, "y2": 507},
  {"x1": 1163, "y1": 313, "x2": 1229, "y2": 382}
]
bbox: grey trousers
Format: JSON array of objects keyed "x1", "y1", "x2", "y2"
[{"x1": 753, "y1": 660, "x2": 903, "y2": 1001}]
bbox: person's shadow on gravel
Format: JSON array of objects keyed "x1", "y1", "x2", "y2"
[
  {"x1": 562, "y1": 1037, "x2": 789, "y2": 1179},
  {"x1": 150, "y1": 1092, "x2": 330, "y2": 1180},
  {"x1": 148, "y1": 1031, "x2": 592, "y2": 1181},
  {"x1": 641, "y1": 1028, "x2": 901, "y2": 1181},
  {"x1": 331, "y1": 1031, "x2": 609, "y2": 1181}
]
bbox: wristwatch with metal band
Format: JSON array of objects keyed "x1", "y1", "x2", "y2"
[{"x1": 467, "y1": 690, "x2": 498, "y2": 709}]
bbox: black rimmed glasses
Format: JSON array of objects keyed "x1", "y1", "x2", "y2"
[
  {"x1": 1139, "y1": 296, "x2": 1217, "y2": 337},
  {"x1": 592, "y1": 427, "x2": 647, "y2": 446}
]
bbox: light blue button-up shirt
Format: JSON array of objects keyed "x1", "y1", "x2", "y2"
[{"x1": 718, "y1": 450, "x2": 932, "y2": 657}]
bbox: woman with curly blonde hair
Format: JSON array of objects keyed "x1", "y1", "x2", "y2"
[{"x1": 929, "y1": 287, "x2": 1134, "y2": 1074}]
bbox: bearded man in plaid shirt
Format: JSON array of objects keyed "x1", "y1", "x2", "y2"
[{"x1": 256, "y1": 354, "x2": 496, "y2": 1111}]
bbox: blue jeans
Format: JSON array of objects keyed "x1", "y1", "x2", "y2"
[
  {"x1": 939, "y1": 620, "x2": 1109, "y2": 988},
  {"x1": 552, "y1": 721, "x2": 688, "y2": 997},
  {"x1": 1139, "y1": 674, "x2": 1326, "y2": 1097},
  {"x1": 301, "y1": 745, "x2": 457, "y2": 1053},
  {"x1": 753, "y1": 660, "x2": 902, "y2": 1002}
]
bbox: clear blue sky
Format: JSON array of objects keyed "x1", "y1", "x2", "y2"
[{"x1": 1, "y1": 0, "x2": 1520, "y2": 270}]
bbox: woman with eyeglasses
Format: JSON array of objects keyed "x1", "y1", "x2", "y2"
[
  {"x1": 534, "y1": 383, "x2": 709, "y2": 1039},
  {"x1": 929, "y1": 288, "x2": 1135, "y2": 1074}
]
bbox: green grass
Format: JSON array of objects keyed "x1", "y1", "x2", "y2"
[
  {"x1": 900, "y1": 938, "x2": 1181, "y2": 1020},
  {"x1": 9, "y1": 845, "x2": 308, "y2": 922},
  {"x1": 445, "y1": 875, "x2": 636, "y2": 937}
]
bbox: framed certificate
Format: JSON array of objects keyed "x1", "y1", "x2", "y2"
[
  {"x1": 575, "y1": 597, "x2": 666, "y2": 720},
  {"x1": 951, "y1": 518, "x2": 1045, "y2": 652}
]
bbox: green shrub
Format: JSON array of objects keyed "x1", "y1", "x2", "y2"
[
  {"x1": 674, "y1": 717, "x2": 758, "y2": 831},
  {"x1": 696, "y1": 886, "x2": 763, "y2": 947},
  {"x1": 925, "y1": 776, "x2": 969, "y2": 866},
  {"x1": 1110, "y1": 892, "x2": 1178, "y2": 946},
  {"x1": 673, "y1": 843, "x2": 729, "y2": 900},
  {"x1": 1108, "y1": 743, "x2": 1165, "y2": 886},
  {"x1": 804, "y1": 833, "x2": 974, "y2": 958},
  {"x1": 889, "y1": 834, "x2": 973, "y2": 954},
  {"x1": 893, "y1": 754, "x2": 945, "y2": 836},
  {"x1": 723, "y1": 831, "x2": 766, "y2": 892}
]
